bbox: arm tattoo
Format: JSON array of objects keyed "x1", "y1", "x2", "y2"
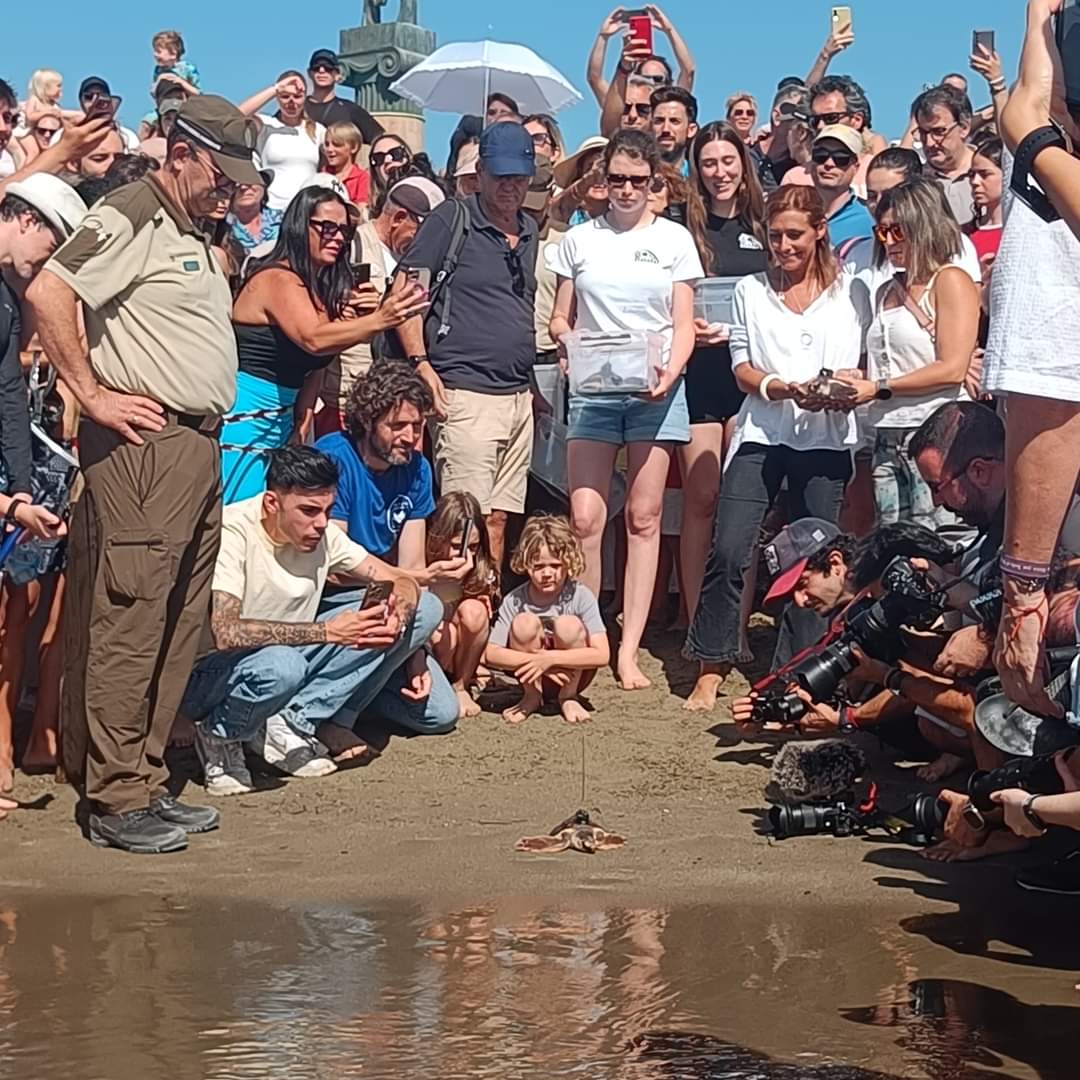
[{"x1": 210, "y1": 592, "x2": 329, "y2": 649}]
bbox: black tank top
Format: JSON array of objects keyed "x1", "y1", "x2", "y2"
[{"x1": 234, "y1": 323, "x2": 331, "y2": 391}]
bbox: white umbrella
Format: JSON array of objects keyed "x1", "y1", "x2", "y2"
[{"x1": 389, "y1": 40, "x2": 582, "y2": 117}]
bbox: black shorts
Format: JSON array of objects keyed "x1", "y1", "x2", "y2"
[{"x1": 685, "y1": 346, "x2": 745, "y2": 425}]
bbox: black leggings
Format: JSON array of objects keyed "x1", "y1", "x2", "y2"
[{"x1": 684, "y1": 442, "x2": 852, "y2": 665}]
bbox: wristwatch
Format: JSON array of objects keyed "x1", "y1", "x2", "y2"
[
  {"x1": 1023, "y1": 794, "x2": 1049, "y2": 835},
  {"x1": 884, "y1": 667, "x2": 904, "y2": 694},
  {"x1": 407, "y1": 355, "x2": 428, "y2": 369},
  {"x1": 874, "y1": 378, "x2": 893, "y2": 401}
]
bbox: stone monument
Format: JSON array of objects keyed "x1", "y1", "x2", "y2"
[{"x1": 338, "y1": 0, "x2": 435, "y2": 152}]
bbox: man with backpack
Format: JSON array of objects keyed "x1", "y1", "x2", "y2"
[{"x1": 392, "y1": 122, "x2": 538, "y2": 569}]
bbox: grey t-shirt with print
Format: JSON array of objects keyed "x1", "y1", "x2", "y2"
[{"x1": 490, "y1": 581, "x2": 606, "y2": 647}]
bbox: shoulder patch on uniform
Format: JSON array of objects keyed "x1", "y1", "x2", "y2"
[{"x1": 101, "y1": 179, "x2": 164, "y2": 234}]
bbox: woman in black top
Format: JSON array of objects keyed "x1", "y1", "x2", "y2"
[
  {"x1": 677, "y1": 122, "x2": 768, "y2": 630},
  {"x1": 224, "y1": 187, "x2": 427, "y2": 502}
]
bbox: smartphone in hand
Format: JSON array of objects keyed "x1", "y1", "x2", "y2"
[
  {"x1": 973, "y1": 29, "x2": 995, "y2": 55},
  {"x1": 831, "y1": 5, "x2": 853, "y2": 36}
]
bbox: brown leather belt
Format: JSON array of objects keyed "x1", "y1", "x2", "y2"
[{"x1": 165, "y1": 410, "x2": 223, "y2": 437}]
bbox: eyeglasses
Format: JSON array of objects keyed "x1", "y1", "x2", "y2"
[
  {"x1": 811, "y1": 147, "x2": 856, "y2": 168},
  {"x1": 196, "y1": 150, "x2": 238, "y2": 199},
  {"x1": 873, "y1": 223, "x2": 905, "y2": 244},
  {"x1": 309, "y1": 218, "x2": 356, "y2": 243},
  {"x1": 730, "y1": 108, "x2": 755, "y2": 118},
  {"x1": 371, "y1": 146, "x2": 410, "y2": 168},
  {"x1": 606, "y1": 173, "x2": 652, "y2": 190},
  {"x1": 925, "y1": 457, "x2": 979, "y2": 497},
  {"x1": 811, "y1": 111, "x2": 852, "y2": 129},
  {"x1": 918, "y1": 120, "x2": 960, "y2": 143},
  {"x1": 622, "y1": 102, "x2": 653, "y2": 117},
  {"x1": 530, "y1": 131, "x2": 553, "y2": 148}
]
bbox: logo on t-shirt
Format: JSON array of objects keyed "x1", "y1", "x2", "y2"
[
  {"x1": 386, "y1": 495, "x2": 413, "y2": 536},
  {"x1": 738, "y1": 233, "x2": 764, "y2": 251},
  {"x1": 634, "y1": 249, "x2": 660, "y2": 264}
]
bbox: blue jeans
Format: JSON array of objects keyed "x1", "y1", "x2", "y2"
[{"x1": 181, "y1": 590, "x2": 458, "y2": 740}]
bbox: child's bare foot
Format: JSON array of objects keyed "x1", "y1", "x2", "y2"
[
  {"x1": 168, "y1": 714, "x2": 196, "y2": 749},
  {"x1": 0, "y1": 749, "x2": 14, "y2": 795},
  {"x1": 559, "y1": 699, "x2": 591, "y2": 725},
  {"x1": 916, "y1": 753, "x2": 966, "y2": 783},
  {"x1": 21, "y1": 727, "x2": 58, "y2": 774},
  {"x1": 616, "y1": 653, "x2": 652, "y2": 691},
  {"x1": 455, "y1": 687, "x2": 481, "y2": 719},
  {"x1": 316, "y1": 722, "x2": 373, "y2": 763},
  {"x1": 503, "y1": 690, "x2": 542, "y2": 726}
]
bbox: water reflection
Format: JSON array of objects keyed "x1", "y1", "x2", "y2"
[{"x1": 0, "y1": 895, "x2": 1061, "y2": 1079}]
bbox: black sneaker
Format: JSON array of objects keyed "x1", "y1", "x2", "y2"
[
  {"x1": 149, "y1": 794, "x2": 221, "y2": 834},
  {"x1": 89, "y1": 808, "x2": 188, "y2": 854},
  {"x1": 1015, "y1": 850, "x2": 1080, "y2": 895}
]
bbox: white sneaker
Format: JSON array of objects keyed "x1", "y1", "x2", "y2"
[
  {"x1": 194, "y1": 728, "x2": 254, "y2": 797},
  {"x1": 255, "y1": 714, "x2": 337, "y2": 779}
]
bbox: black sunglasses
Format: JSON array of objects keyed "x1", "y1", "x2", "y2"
[
  {"x1": 310, "y1": 63, "x2": 338, "y2": 74},
  {"x1": 309, "y1": 218, "x2": 356, "y2": 242},
  {"x1": 811, "y1": 111, "x2": 852, "y2": 129},
  {"x1": 371, "y1": 146, "x2": 410, "y2": 167},
  {"x1": 607, "y1": 173, "x2": 652, "y2": 190},
  {"x1": 622, "y1": 102, "x2": 653, "y2": 117},
  {"x1": 811, "y1": 147, "x2": 856, "y2": 168},
  {"x1": 505, "y1": 247, "x2": 526, "y2": 297}
]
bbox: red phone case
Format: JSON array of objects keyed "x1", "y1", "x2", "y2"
[{"x1": 628, "y1": 14, "x2": 653, "y2": 54}]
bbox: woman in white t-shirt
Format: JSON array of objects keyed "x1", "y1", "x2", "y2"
[
  {"x1": 840, "y1": 177, "x2": 979, "y2": 528},
  {"x1": 239, "y1": 71, "x2": 325, "y2": 211},
  {"x1": 684, "y1": 185, "x2": 870, "y2": 711},
  {"x1": 550, "y1": 130, "x2": 703, "y2": 691}
]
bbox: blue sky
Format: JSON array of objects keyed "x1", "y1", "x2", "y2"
[{"x1": 6, "y1": 1, "x2": 1025, "y2": 159}]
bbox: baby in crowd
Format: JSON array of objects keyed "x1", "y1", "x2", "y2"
[
  {"x1": 151, "y1": 29, "x2": 201, "y2": 97},
  {"x1": 426, "y1": 493, "x2": 499, "y2": 720},
  {"x1": 485, "y1": 514, "x2": 609, "y2": 726}
]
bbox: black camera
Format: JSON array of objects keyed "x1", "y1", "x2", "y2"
[{"x1": 769, "y1": 796, "x2": 869, "y2": 839}]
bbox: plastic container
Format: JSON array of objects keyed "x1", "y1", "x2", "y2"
[
  {"x1": 693, "y1": 277, "x2": 741, "y2": 327},
  {"x1": 564, "y1": 329, "x2": 663, "y2": 396}
]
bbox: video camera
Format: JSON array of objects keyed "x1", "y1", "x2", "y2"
[{"x1": 751, "y1": 557, "x2": 947, "y2": 726}]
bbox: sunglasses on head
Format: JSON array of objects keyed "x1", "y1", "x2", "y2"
[
  {"x1": 371, "y1": 145, "x2": 409, "y2": 167},
  {"x1": 811, "y1": 111, "x2": 852, "y2": 129},
  {"x1": 873, "y1": 223, "x2": 905, "y2": 244},
  {"x1": 309, "y1": 218, "x2": 355, "y2": 243},
  {"x1": 811, "y1": 146, "x2": 856, "y2": 168},
  {"x1": 607, "y1": 173, "x2": 652, "y2": 190},
  {"x1": 622, "y1": 102, "x2": 653, "y2": 117}
]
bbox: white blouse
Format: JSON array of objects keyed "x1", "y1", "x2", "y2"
[{"x1": 728, "y1": 270, "x2": 871, "y2": 460}]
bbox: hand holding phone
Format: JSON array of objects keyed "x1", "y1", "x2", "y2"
[
  {"x1": 361, "y1": 580, "x2": 394, "y2": 610},
  {"x1": 627, "y1": 12, "x2": 654, "y2": 55},
  {"x1": 350, "y1": 262, "x2": 371, "y2": 286},
  {"x1": 973, "y1": 29, "x2": 995, "y2": 56},
  {"x1": 830, "y1": 6, "x2": 853, "y2": 39}
]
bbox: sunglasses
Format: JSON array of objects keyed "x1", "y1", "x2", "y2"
[
  {"x1": 505, "y1": 247, "x2": 526, "y2": 297},
  {"x1": 811, "y1": 111, "x2": 852, "y2": 129},
  {"x1": 35, "y1": 125, "x2": 61, "y2": 137},
  {"x1": 607, "y1": 173, "x2": 652, "y2": 190},
  {"x1": 730, "y1": 108, "x2": 755, "y2": 118},
  {"x1": 622, "y1": 102, "x2": 653, "y2": 117},
  {"x1": 197, "y1": 150, "x2": 238, "y2": 199},
  {"x1": 310, "y1": 63, "x2": 338, "y2": 74},
  {"x1": 309, "y1": 218, "x2": 355, "y2": 243},
  {"x1": 811, "y1": 147, "x2": 856, "y2": 168},
  {"x1": 371, "y1": 146, "x2": 410, "y2": 168},
  {"x1": 873, "y1": 223, "x2": 905, "y2": 244}
]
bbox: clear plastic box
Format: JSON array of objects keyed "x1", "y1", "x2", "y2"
[
  {"x1": 693, "y1": 277, "x2": 741, "y2": 327},
  {"x1": 564, "y1": 329, "x2": 663, "y2": 396}
]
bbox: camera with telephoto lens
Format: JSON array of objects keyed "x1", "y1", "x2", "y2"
[{"x1": 769, "y1": 796, "x2": 872, "y2": 839}]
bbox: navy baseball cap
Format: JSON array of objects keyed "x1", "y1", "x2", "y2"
[
  {"x1": 309, "y1": 49, "x2": 340, "y2": 71},
  {"x1": 79, "y1": 76, "x2": 111, "y2": 100},
  {"x1": 479, "y1": 122, "x2": 536, "y2": 177}
]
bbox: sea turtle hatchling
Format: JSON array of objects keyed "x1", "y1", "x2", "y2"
[{"x1": 515, "y1": 809, "x2": 626, "y2": 855}]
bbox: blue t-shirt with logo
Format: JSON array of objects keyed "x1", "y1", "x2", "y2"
[{"x1": 315, "y1": 432, "x2": 434, "y2": 556}]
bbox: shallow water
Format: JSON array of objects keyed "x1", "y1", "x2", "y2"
[{"x1": 0, "y1": 893, "x2": 1072, "y2": 1079}]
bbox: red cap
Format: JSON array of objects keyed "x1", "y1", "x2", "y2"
[{"x1": 764, "y1": 557, "x2": 808, "y2": 603}]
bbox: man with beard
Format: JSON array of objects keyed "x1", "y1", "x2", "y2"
[
  {"x1": 316, "y1": 362, "x2": 437, "y2": 568},
  {"x1": 650, "y1": 86, "x2": 697, "y2": 174}
]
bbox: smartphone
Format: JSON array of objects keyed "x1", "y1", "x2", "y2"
[
  {"x1": 973, "y1": 29, "x2": 995, "y2": 55},
  {"x1": 86, "y1": 95, "x2": 119, "y2": 119},
  {"x1": 457, "y1": 518, "x2": 474, "y2": 560},
  {"x1": 628, "y1": 14, "x2": 653, "y2": 54},
  {"x1": 831, "y1": 5, "x2": 853, "y2": 35},
  {"x1": 404, "y1": 266, "x2": 431, "y2": 292},
  {"x1": 350, "y1": 262, "x2": 371, "y2": 285},
  {"x1": 361, "y1": 580, "x2": 394, "y2": 610},
  {"x1": 1056, "y1": 0, "x2": 1080, "y2": 119}
]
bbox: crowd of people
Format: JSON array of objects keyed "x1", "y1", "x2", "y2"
[{"x1": 3, "y1": 2, "x2": 1080, "y2": 885}]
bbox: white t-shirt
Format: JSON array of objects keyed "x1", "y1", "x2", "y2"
[
  {"x1": 0, "y1": 150, "x2": 14, "y2": 178},
  {"x1": 549, "y1": 214, "x2": 704, "y2": 363},
  {"x1": 844, "y1": 233, "x2": 981, "y2": 307},
  {"x1": 256, "y1": 115, "x2": 326, "y2": 211},
  {"x1": 213, "y1": 495, "x2": 370, "y2": 623},
  {"x1": 983, "y1": 150, "x2": 1080, "y2": 402},
  {"x1": 728, "y1": 270, "x2": 871, "y2": 459}
]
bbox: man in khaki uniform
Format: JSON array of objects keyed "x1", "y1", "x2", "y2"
[{"x1": 28, "y1": 96, "x2": 261, "y2": 854}]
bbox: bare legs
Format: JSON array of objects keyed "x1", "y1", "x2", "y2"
[
  {"x1": 502, "y1": 612, "x2": 593, "y2": 725},
  {"x1": 0, "y1": 583, "x2": 32, "y2": 792},
  {"x1": 432, "y1": 598, "x2": 490, "y2": 719},
  {"x1": 23, "y1": 575, "x2": 65, "y2": 772},
  {"x1": 677, "y1": 420, "x2": 727, "y2": 624},
  {"x1": 486, "y1": 510, "x2": 509, "y2": 578}
]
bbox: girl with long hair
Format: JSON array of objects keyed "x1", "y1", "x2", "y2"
[
  {"x1": 840, "y1": 177, "x2": 980, "y2": 528},
  {"x1": 369, "y1": 132, "x2": 414, "y2": 213},
  {"x1": 684, "y1": 185, "x2": 869, "y2": 711},
  {"x1": 222, "y1": 187, "x2": 428, "y2": 502},
  {"x1": 678, "y1": 121, "x2": 768, "y2": 625},
  {"x1": 967, "y1": 132, "x2": 1004, "y2": 264},
  {"x1": 550, "y1": 129, "x2": 703, "y2": 691},
  {"x1": 239, "y1": 71, "x2": 325, "y2": 210}
]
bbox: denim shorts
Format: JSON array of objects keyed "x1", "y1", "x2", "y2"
[{"x1": 567, "y1": 379, "x2": 690, "y2": 446}]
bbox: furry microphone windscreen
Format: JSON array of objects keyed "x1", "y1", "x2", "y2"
[{"x1": 770, "y1": 740, "x2": 868, "y2": 801}]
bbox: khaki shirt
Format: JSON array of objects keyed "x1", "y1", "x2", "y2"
[
  {"x1": 47, "y1": 175, "x2": 237, "y2": 415},
  {"x1": 534, "y1": 219, "x2": 568, "y2": 353}
]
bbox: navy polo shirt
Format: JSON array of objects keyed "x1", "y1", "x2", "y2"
[{"x1": 399, "y1": 193, "x2": 538, "y2": 394}]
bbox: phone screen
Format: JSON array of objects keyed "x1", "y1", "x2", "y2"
[
  {"x1": 457, "y1": 519, "x2": 474, "y2": 560},
  {"x1": 350, "y1": 262, "x2": 371, "y2": 286},
  {"x1": 361, "y1": 581, "x2": 393, "y2": 610}
]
